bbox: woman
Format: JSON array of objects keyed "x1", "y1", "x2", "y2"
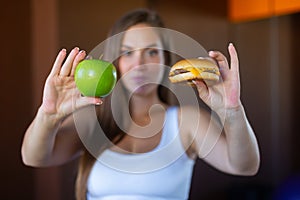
[{"x1": 21, "y1": 9, "x2": 260, "y2": 200}]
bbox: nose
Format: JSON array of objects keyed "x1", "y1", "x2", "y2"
[{"x1": 132, "y1": 50, "x2": 146, "y2": 70}]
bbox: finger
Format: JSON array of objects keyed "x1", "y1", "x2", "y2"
[
  {"x1": 208, "y1": 51, "x2": 228, "y2": 80},
  {"x1": 59, "y1": 47, "x2": 80, "y2": 76},
  {"x1": 70, "y1": 50, "x2": 86, "y2": 76},
  {"x1": 209, "y1": 50, "x2": 229, "y2": 71},
  {"x1": 228, "y1": 43, "x2": 239, "y2": 74},
  {"x1": 49, "y1": 49, "x2": 67, "y2": 77}
]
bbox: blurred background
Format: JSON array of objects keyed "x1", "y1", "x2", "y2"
[{"x1": 1, "y1": 0, "x2": 300, "y2": 199}]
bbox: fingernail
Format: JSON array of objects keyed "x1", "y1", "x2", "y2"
[
  {"x1": 86, "y1": 55, "x2": 93, "y2": 60},
  {"x1": 79, "y1": 50, "x2": 85, "y2": 54},
  {"x1": 61, "y1": 48, "x2": 66, "y2": 53},
  {"x1": 96, "y1": 101, "x2": 103, "y2": 105},
  {"x1": 74, "y1": 47, "x2": 79, "y2": 51}
]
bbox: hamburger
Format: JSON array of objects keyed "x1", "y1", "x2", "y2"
[{"x1": 168, "y1": 58, "x2": 220, "y2": 85}]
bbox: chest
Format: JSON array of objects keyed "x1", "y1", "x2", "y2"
[
  {"x1": 111, "y1": 111, "x2": 166, "y2": 154},
  {"x1": 111, "y1": 131, "x2": 163, "y2": 154},
  {"x1": 87, "y1": 152, "x2": 195, "y2": 199}
]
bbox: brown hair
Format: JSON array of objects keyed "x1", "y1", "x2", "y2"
[{"x1": 75, "y1": 8, "x2": 176, "y2": 199}]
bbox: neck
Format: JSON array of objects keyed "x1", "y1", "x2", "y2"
[{"x1": 130, "y1": 91, "x2": 165, "y2": 121}]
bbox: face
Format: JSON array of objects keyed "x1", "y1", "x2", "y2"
[{"x1": 118, "y1": 23, "x2": 165, "y2": 96}]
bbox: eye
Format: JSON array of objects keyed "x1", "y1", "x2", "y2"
[
  {"x1": 121, "y1": 50, "x2": 132, "y2": 57},
  {"x1": 146, "y1": 48, "x2": 159, "y2": 57}
]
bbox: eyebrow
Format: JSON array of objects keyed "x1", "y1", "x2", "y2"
[{"x1": 121, "y1": 44, "x2": 161, "y2": 50}]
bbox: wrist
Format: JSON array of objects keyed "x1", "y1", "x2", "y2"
[
  {"x1": 37, "y1": 106, "x2": 63, "y2": 129},
  {"x1": 215, "y1": 103, "x2": 245, "y2": 123}
]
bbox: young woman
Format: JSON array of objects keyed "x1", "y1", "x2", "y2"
[{"x1": 21, "y1": 9, "x2": 260, "y2": 200}]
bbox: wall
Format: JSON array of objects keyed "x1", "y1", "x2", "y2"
[
  {"x1": 0, "y1": 1, "x2": 34, "y2": 199},
  {"x1": 291, "y1": 13, "x2": 300, "y2": 173}
]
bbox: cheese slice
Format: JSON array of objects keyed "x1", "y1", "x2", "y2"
[
  {"x1": 187, "y1": 66, "x2": 220, "y2": 77},
  {"x1": 187, "y1": 67, "x2": 202, "y2": 76}
]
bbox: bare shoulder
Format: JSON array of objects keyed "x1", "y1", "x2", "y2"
[
  {"x1": 177, "y1": 105, "x2": 212, "y2": 132},
  {"x1": 57, "y1": 105, "x2": 99, "y2": 151},
  {"x1": 177, "y1": 105, "x2": 212, "y2": 158},
  {"x1": 50, "y1": 105, "x2": 100, "y2": 164}
]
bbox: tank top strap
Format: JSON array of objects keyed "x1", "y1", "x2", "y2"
[{"x1": 156, "y1": 106, "x2": 179, "y2": 150}]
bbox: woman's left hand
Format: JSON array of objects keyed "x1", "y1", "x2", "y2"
[{"x1": 193, "y1": 43, "x2": 242, "y2": 114}]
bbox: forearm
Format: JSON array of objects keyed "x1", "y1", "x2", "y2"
[
  {"x1": 21, "y1": 107, "x2": 62, "y2": 167},
  {"x1": 218, "y1": 105, "x2": 260, "y2": 175}
]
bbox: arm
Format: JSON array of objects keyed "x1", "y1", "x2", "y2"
[
  {"x1": 217, "y1": 105, "x2": 260, "y2": 175},
  {"x1": 21, "y1": 48, "x2": 102, "y2": 167},
  {"x1": 190, "y1": 43, "x2": 260, "y2": 175}
]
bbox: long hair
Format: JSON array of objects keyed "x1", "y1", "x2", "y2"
[{"x1": 75, "y1": 8, "x2": 177, "y2": 199}]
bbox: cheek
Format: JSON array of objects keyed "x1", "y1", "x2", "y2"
[
  {"x1": 148, "y1": 65, "x2": 165, "y2": 82},
  {"x1": 157, "y1": 68, "x2": 165, "y2": 82},
  {"x1": 118, "y1": 57, "x2": 130, "y2": 76}
]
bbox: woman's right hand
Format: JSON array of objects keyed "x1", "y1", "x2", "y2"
[{"x1": 40, "y1": 47, "x2": 102, "y2": 124}]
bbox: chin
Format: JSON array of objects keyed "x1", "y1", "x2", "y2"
[{"x1": 130, "y1": 84, "x2": 158, "y2": 97}]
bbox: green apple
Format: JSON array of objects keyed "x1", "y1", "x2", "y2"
[{"x1": 74, "y1": 59, "x2": 117, "y2": 97}]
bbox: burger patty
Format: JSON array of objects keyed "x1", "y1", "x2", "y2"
[
  {"x1": 171, "y1": 69, "x2": 188, "y2": 75},
  {"x1": 170, "y1": 68, "x2": 219, "y2": 76}
]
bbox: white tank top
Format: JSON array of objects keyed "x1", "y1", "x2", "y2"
[{"x1": 87, "y1": 106, "x2": 195, "y2": 200}]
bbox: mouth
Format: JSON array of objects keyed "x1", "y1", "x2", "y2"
[{"x1": 132, "y1": 76, "x2": 147, "y2": 84}]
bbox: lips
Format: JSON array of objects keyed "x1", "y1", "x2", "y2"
[{"x1": 132, "y1": 76, "x2": 147, "y2": 84}]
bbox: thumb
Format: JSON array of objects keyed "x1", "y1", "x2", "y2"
[
  {"x1": 74, "y1": 96, "x2": 103, "y2": 109},
  {"x1": 193, "y1": 80, "x2": 209, "y2": 103}
]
